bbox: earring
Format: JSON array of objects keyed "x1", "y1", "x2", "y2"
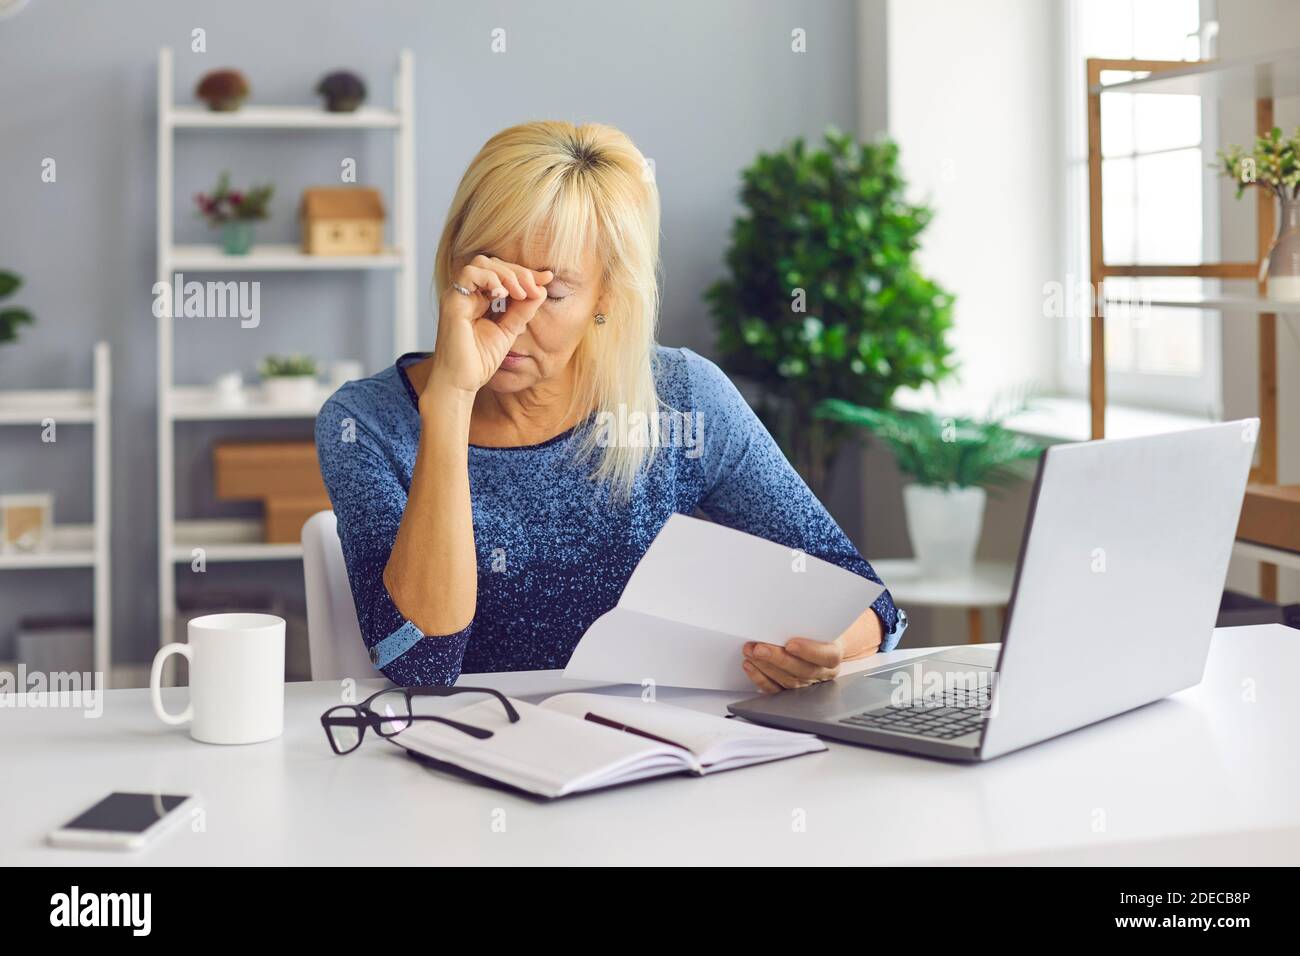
[{"x1": 594, "y1": 313, "x2": 607, "y2": 325}]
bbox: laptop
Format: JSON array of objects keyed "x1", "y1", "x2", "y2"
[{"x1": 729, "y1": 420, "x2": 1258, "y2": 762}]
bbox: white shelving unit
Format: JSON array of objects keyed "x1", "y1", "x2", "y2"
[
  {"x1": 1089, "y1": 48, "x2": 1300, "y2": 593},
  {"x1": 169, "y1": 383, "x2": 334, "y2": 421},
  {"x1": 1091, "y1": 45, "x2": 1300, "y2": 98},
  {"x1": 155, "y1": 47, "x2": 417, "y2": 648},
  {"x1": 0, "y1": 391, "x2": 97, "y2": 425},
  {"x1": 171, "y1": 519, "x2": 304, "y2": 563},
  {"x1": 0, "y1": 343, "x2": 111, "y2": 681},
  {"x1": 170, "y1": 243, "x2": 403, "y2": 272},
  {"x1": 171, "y1": 105, "x2": 402, "y2": 130},
  {"x1": 1105, "y1": 293, "x2": 1300, "y2": 315}
]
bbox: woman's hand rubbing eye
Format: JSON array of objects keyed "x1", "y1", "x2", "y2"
[{"x1": 427, "y1": 255, "x2": 555, "y2": 397}]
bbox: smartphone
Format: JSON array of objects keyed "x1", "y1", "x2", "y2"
[{"x1": 47, "y1": 792, "x2": 198, "y2": 851}]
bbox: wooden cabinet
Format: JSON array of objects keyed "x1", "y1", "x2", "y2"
[{"x1": 213, "y1": 441, "x2": 329, "y2": 543}]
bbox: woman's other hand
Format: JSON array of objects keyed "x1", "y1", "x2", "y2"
[
  {"x1": 741, "y1": 607, "x2": 885, "y2": 694},
  {"x1": 427, "y1": 255, "x2": 553, "y2": 400}
]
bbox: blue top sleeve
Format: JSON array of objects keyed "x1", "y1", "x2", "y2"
[{"x1": 315, "y1": 397, "x2": 473, "y2": 685}]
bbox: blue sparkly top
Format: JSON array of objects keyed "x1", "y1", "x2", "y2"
[{"x1": 316, "y1": 347, "x2": 905, "y2": 686}]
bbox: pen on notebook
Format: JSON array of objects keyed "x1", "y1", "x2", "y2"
[{"x1": 583, "y1": 712, "x2": 688, "y2": 751}]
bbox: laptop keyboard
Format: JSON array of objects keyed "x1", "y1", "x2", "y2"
[{"x1": 839, "y1": 687, "x2": 992, "y2": 741}]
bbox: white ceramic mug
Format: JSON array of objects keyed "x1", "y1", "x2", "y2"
[
  {"x1": 212, "y1": 371, "x2": 245, "y2": 407},
  {"x1": 150, "y1": 613, "x2": 285, "y2": 745}
]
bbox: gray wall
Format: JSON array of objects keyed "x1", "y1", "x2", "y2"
[{"x1": 0, "y1": 0, "x2": 870, "y2": 668}]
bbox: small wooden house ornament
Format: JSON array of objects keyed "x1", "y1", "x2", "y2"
[
  {"x1": 299, "y1": 187, "x2": 386, "y2": 255},
  {"x1": 0, "y1": 493, "x2": 53, "y2": 554}
]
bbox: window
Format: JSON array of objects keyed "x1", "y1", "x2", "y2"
[{"x1": 1061, "y1": 0, "x2": 1222, "y2": 416}]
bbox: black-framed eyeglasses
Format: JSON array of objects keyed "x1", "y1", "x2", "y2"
[{"x1": 320, "y1": 685, "x2": 521, "y2": 756}]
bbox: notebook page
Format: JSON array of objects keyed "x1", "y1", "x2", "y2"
[
  {"x1": 540, "y1": 693, "x2": 826, "y2": 770},
  {"x1": 396, "y1": 698, "x2": 695, "y2": 798}
]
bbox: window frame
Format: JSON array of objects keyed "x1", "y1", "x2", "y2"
[{"x1": 1058, "y1": 0, "x2": 1223, "y2": 418}]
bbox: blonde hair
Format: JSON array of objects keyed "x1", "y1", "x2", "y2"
[{"x1": 434, "y1": 121, "x2": 662, "y2": 498}]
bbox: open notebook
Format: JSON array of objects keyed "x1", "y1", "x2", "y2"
[{"x1": 394, "y1": 693, "x2": 826, "y2": 799}]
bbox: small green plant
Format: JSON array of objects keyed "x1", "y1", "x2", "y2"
[
  {"x1": 706, "y1": 129, "x2": 955, "y2": 493},
  {"x1": 195, "y1": 172, "x2": 274, "y2": 226},
  {"x1": 0, "y1": 270, "x2": 35, "y2": 346},
  {"x1": 1217, "y1": 126, "x2": 1300, "y2": 201},
  {"x1": 259, "y1": 354, "x2": 318, "y2": 378},
  {"x1": 816, "y1": 401, "x2": 1042, "y2": 490}
]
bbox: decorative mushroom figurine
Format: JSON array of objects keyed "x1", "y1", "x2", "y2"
[
  {"x1": 316, "y1": 70, "x2": 367, "y2": 113},
  {"x1": 195, "y1": 69, "x2": 250, "y2": 112}
]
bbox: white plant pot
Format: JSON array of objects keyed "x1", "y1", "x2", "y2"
[
  {"x1": 1267, "y1": 275, "x2": 1300, "y2": 301},
  {"x1": 902, "y1": 484, "x2": 986, "y2": 579},
  {"x1": 262, "y1": 375, "x2": 318, "y2": 406}
]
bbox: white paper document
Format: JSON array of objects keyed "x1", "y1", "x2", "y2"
[{"x1": 562, "y1": 513, "x2": 884, "y2": 691}]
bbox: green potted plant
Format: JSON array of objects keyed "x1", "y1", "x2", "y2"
[
  {"x1": 0, "y1": 270, "x2": 35, "y2": 348},
  {"x1": 1217, "y1": 126, "x2": 1300, "y2": 300},
  {"x1": 259, "y1": 354, "x2": 319, "y2": 405},
  {"x1": 194, "y1": 172, "x2": 274, "y2": 255},
  {"x1": 706, "y1": 129, "x2": 955, "y2": 494},
  {"x1": 817, "y1": 401, "x2": 1042, "y2": 577}
]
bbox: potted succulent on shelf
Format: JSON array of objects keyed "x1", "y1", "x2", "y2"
[
  {"x1": 1218, "y1": 126, "x2": 1300, "y2": 300},
  {"x1": 817, "y1": 401, "x2": 1043, "y2": 578},
  {"x1": 315, "y1": 70, "x2": 367, "y2": 112},
  {"x1": 195, "y1": 68, "x2": 250, "y2": 112},
  {"x1": 259, "y1": 354, "x2": 319, "y2": 405},
  {"x1": 0, "y1": 270, "x2": 35, "y2": 348},
  {"x1": 194, "y1": 172, "x2": 274, "y2": 255}
]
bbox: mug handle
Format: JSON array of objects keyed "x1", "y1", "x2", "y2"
[{"x1": 150, "y1": 643, "x2": 194, "y2": 726}]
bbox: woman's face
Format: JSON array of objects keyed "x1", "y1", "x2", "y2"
[{"x1": 477, "y1": 239, "x2": 604, "y2": 394}]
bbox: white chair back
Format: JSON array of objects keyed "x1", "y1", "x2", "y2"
[{"x1": 301, "y1": 511, "x2": 378, "y2": 681}]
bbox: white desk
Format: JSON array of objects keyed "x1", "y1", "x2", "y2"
[{"x1": 1, "y1": 625, "x2": 1297, "y2": 866}]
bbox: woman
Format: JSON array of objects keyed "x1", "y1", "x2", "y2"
[{"x1": 316, "y1": 120, "x2": 905, "y2": 693}]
